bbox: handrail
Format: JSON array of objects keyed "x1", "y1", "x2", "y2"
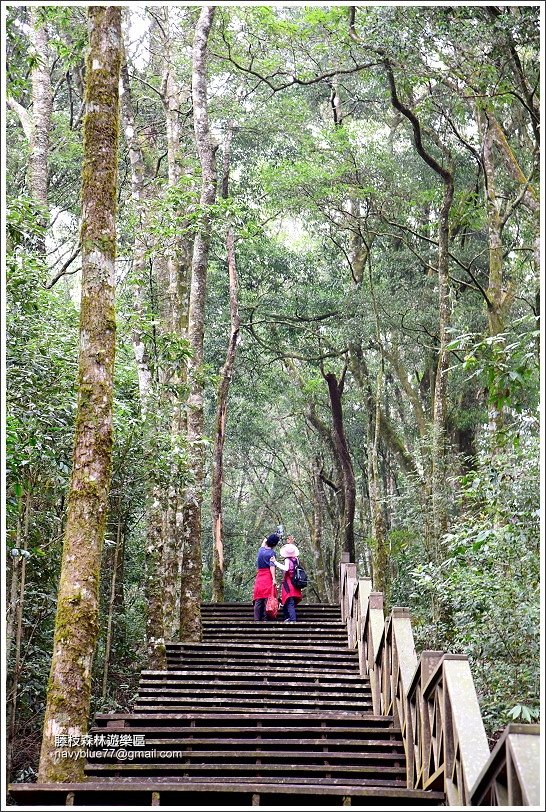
[
  {"x1": 470, "y1": 724, "x2": 540, "y2": 806},
  {"x1": 339, "y1": 558, "x2": 541, "y2": 806}
]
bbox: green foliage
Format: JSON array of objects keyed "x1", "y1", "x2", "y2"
[
  {"x1": 447, "y1": 316, "x2": 539, "y2": 415},
  {"x1": 394, "y1": 420, "x2": 540, "y2": 734}
]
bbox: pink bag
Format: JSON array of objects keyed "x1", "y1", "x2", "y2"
[{"x1": 266, "y1": 585, "x2": 279, "y2": 618}]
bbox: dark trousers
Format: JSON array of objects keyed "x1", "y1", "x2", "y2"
[
  {"x1": 283, "y1": 597, "x2": 297, "y2": 621},
  {"x1": 254, "y1": 598, "x2": 267, "y2": 621}
]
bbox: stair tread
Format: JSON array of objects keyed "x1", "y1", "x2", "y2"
[
  {"x1": 144, "y1": 669, "x2": 366, "y2": 681},
  {"x1": 167, "y1": 643, "x2": 356, "y2": 654},
  {"x1": 133, "y1": 696, "x2": 372, "y2": 706},
  {"x1": 137, "y1": 685, "x2": 371, "y2": 697},
  {"x1": 94, "y1": 712, "x2": 395, "y2": 721},
  {"x1": 85, "y1": 762, "x2": 406, "y2": 774},
  {"x1": 90, "y1": 725, "x2": 401, "y2": 735},
  {"x1": 88, "y1": 748, "x2": 404, "y2": 760},
  {"x1": 87, "y1": 736, "x2": 404, "y2": 747},
  {"x1": 9, "y1": 779, "x2": 444, "y2": 802}
]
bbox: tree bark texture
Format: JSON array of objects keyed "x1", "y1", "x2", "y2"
[
  {"x1": 145, "y1": 487, "x2": 167, "y2": 668},
  {"x1": 368, "y1": 364, "x2": 389, "y2": 597},
  {"x1": 101, "y1": 500, "x2": 123, "y2": 700},
  {"x1": 120, "y1": 57, "x2": 153, "y2": 406},
  {"x1": 305, "y1": 406, "x2": 345, "y2": 563},
  {"x1": 160, "y1": 7, "x2": 194, "y2": 641},
  {"x1": 179, "y1": 6, "x2": 216, "y2": 642},
  {"x1": 211, "y1": 124, "x2": 240, "y2": 602},
  {"x1": 7, "y1": 489, "x2": 31, "y2": 778},
  {"x1": 478, "y1": 108, "x2": 518, "y2": 444},
  {"x1": 324, "y1": 371, "x2": 356, "y2": 562},
  {"x1": 430, "y1": 178, "x2": 454, "y2": 547},
  {"x1": 309, "y1": 457, "x2": 333, "y2": 602},
  {"x1": 38, "y1": 7, "x2": 121, "y2": 782},
  {"x1": 29, "y1": 7, "x2": 53, "y2": 253}
]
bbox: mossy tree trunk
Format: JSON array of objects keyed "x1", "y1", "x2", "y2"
[
  {"x1": 120, "y1": 49, "x2": 166, "y2": 665},
  {"x1": 38, "y1": 6, "x2": 122, "y2": 783},
  {"x1": 324, "y1": 370, "x2": 356, "y2": 562},
  {"x1": 8, "y1": 9, "x2": 53, "y2": 255},
  {"x1": 430, "y1": 178, "x2": 454, "y2": 549},
  {"x1": 309, "y1": 457, "x2": 331, "y2": 602},
  {"x1": 305, "y1": 404, "x2": 345, "y2": 566},
  {"x1": 7, "y1": 486, "x2": 32, "y2": 778},
  {"x1": 160, "y1": 7, "x2": 193, "y2": 640},
  {"x1": 478, "y1": 108, "x2": 518, "y2": 445},
  {"x1": 211, "y1": 122, "x2": 240, "y2": 603},
  {"x1": 180, "y1": 6, "x2": 216, "y2": 642},
  {"x1": 29, "y1": 7, "x2": 52, "y2": 255},
  {"x1": 120, "y1": 56, "x2": 152, "y2": 405}
]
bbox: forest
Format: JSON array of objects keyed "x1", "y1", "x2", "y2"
[{"x1": 4, "y1": 2, "x2": 541, "y2": 787}]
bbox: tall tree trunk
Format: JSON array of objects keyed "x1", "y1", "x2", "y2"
[
  {"x1": 478, "y1": 108, "x2": 517, "y2": 443},
  {"x1": 309, "y1": 457, "x2": 331, "y2": 602},
  {"x1": 383, "y1": 57, "x2": 454, "y2": 553},
  {"x1": 324, "y1": 371, "x2": 356, "y2": 562},
  {"x1": 120, "y1": 50, "x2": 167, "y2": 661},
  {"x1": 369, "y1": 362, "x2": 389, "y2": 597},
  {"x1": 179, "y1": 6, "x2": 216, "y2": 642},
  {"x1": 38, "y1": 7, "x2": 122, "y2": 782},
  {"x1": 350, "y1": 344, "x2": 421, "y2": 479},
  {"x1": 211, "y1": 123, "x2": 240, "y2": 602},
  {"x1": 146, "y1": 489, "x2": 167, "y2": 668},
  {"x1": 160, "y1": 6, "x2": 192, "y2": 642},
  {"x1": 101, "y1": 498, "x2": 123, "y2": 700},
  {"x1": 6, "y1": 490, "x2": 26, "y2": 660},
  {"x1": 7, "y1": 488, "x2": 32, "y2": 778},
  {"x1": 430, "y1": 178, "x2": 454, "y2": 548},
  {"x1": 305, "y1": 405, "x2": 345, "y2": 562},
  {"x1": 119, "y1": 57, "x2": 152, "y2": 406},
  {"x1": 29, "y1": 7, "x2": 52, "y2": 255}
]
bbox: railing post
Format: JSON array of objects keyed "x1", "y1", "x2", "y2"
[
  {"x1": 406, "y1": 651, "x2": 443, "y2": 790},
  {"x1": 390, "y1": 607, "x2": 417, "y2": 727},
  {"x1": 470, "y1": 724, "x2": 540, "y2": 806},
  {"x1": 442, "y1": 656, "x2": 490, "y2": 805},
  {"x1": 345, "y1": 563, "x2": 357, "y2": 647},
  {"x1": 356, "y1": 578, "x2": 372, "y2": 675},
  {"x1": 368, "y1": 592, "x2": 384, "y2": 715},
  {"x1": 390, "y1": 606, "x2": 417, "y2": 728},
  {"x1": 339, "y1": 553, "x2": 350, "y2": 623}
]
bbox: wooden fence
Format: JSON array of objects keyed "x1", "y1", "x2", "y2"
[{"x1": 339, "y1": 555, "x2": 541, "y2": 806}]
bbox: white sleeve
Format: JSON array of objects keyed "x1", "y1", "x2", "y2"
[{"x1": 273, "y1": 559, "x2": 289, "y2": 571}]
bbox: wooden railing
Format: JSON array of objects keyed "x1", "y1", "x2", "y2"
[
  {"x1": 470, "y1": 724, "x2": 540, "y2": 806},
  {"x1": 339, "y1": 554, "x2": 541, "y2": 806}
]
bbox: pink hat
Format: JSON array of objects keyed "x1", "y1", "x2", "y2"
[{"x1": 280, "y1": 542, "x2": 299, "y2": 558}]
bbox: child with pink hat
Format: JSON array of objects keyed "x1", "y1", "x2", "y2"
[{"x1": 275, "y1": 536, "x2": 302, "y2": 622}]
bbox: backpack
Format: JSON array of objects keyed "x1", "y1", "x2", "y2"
[{"x1": 292, "y1": 559, "x2": 308, "y2": 589}]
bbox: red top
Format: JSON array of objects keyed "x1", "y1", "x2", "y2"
[
  {"x1": 252, "y1": 546, "x2": 276, "y2": 600},
  {"x1": 281, "y1": 557, "x2": 302, "y2": 604}
]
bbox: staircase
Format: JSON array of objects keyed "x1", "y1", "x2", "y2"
[{"x1": 10, "y1": 602, "x2": 445, "y2": 806}]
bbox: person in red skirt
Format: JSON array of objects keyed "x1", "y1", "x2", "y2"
[
  {"x1": 252, "y1": 533, "x2": 280, "y2": 621},
  {"x1": 276, "y1": 537, "x2": 302, "y2": 622}
]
